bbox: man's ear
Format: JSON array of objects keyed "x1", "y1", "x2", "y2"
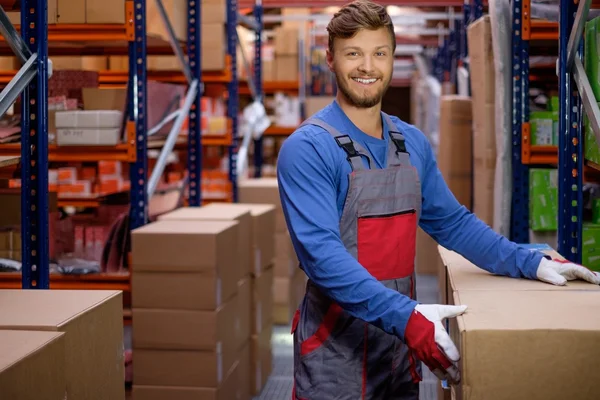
[{"x1": 326, "y1": 49, "x2": 335, "y2": 73}]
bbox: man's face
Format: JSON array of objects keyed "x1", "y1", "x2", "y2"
[{"x1": 327, "y1": 27, "x2": 394, "y2": 108}]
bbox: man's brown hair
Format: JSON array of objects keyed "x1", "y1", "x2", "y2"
[{"x1": 326, "y1": 0, "x2": 396, "y2": 54}]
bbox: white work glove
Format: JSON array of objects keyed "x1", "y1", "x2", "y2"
[
  {"x1": 536, "y1": 257, "x2": 600, "y2": 286},
  {"x1": 404, "y1": 304, "x2": 468, "y2": 385}
]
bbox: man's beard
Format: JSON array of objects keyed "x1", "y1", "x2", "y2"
[{"x1": 335, "y1": 73, "x2": 390, "y2": 108}]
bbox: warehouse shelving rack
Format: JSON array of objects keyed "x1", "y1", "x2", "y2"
[
  {"x1": 511, "y1": 0, "x2": 600, "y2": 263},
  {"x1": 0, "y1": 0, "x2": 266, "y2": 293}
]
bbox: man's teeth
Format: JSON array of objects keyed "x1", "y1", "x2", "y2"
[{"x1": 353, "y1": 78, "x2": 377, "y2": 84}]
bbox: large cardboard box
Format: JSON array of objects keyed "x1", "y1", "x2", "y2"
[
  {"x1": 450, "y1": 290, "x2": 600, "y2": 400},
  {"x1": 251, "y1": 266, "x2": 274, "y2": 335},
  {"x1": 275, "y1": 55, "x2": 299, "y2": 81},
  {"x1": 239, "y1": 341, "x2": 252, "y2": 400},
  {"x1": 0, "y1": 330, "x2": 66, "y2": 400},
  {"x1": 132, "y1": 359, "x2": 239, "y2": 400},
  {"x1": 203, "y1": 0, "x2": 226, "y2": 24},
  {"x1": 467, "y1": 16, "x2": 497, "y2": 226},
  {"x1": 438, "y1": 96, "x2": 473, "y2": 209},
  {"x1": 131, "y1": 220, "x2": 238, "y2": 273},
  {"x1": 146, "y1": 0, "x2": 187, "y2": 41},
  {"x1": 0, "y1": 290, "x2": 124, "y2": 400},
  {"x1": 250, "y1": 325, "x2": 273, "y2": 396},
  {"x1": 439, "y1": 246, "x2": 600, "y2": 400},
  {"x1": 158, "y1": 206, "x2": 252, "y2": 280},
  {"x1": 237, "y1": 277, "x2": 252, "y2": 348},
  {"x1": 205, "y1": 203, "x2": 276, "y2": 275},
  {"x1": 415, "y1": 227, "x2": 443, "y2": 276},
  {"x1": 86, "y1": 0, "x2": 126, "y2": 23},
  {"x1": 274, "y1": 27, "x2": 299, "y2": 55},
  {"x1": 273, "y1": 269, "x2": 306, "y2": 324},
  {"x1": 132, "y1": 293, "x2": 239, "y2": 352}
]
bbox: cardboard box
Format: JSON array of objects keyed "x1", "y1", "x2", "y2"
[
  {"x1": 133, "y1": 348, "x2": 237, "y2": 388},
  {"x1": 529, "y1": 168, "x2": 558, "y2": 231},
  {"x1": 274, "y1": 231, "x2": 298, "y2": 277},
  {"x1": 131, "y1": 220, "x2": 238, "y2": 273},
  {"x1": 131, "y1": 270, "x2": 238, "y2": 311},
  {"x1": 201, "y1": 203, "x2": 276, "y2": 275},
  {"x1": 0, "y1": 330, "x2": 66, "y2": 400},
  {"x1": 438, "y1": 96, "x2": 473, "y2": 209},
  {"x1": 239, "y1": 341, "x2": 251, "y2": 400},
  {"x1": 159, "y1": 206, "x2": 252, "y2": 280},
  {"x1": 86, "y1": 0, "x2": 126, "y2": 23},
  {"x1": 132, "y1": 293, "x2": 239, "y2": 352},
  {"x1": 238, "y1": 178, "x2": 286, "y2": 233},
  {"x1": 275, "y1": 55, "x2": 299, "y2": 81},
  {"x1": 305, "y1": 96, "x2": 334, "y2": 117},
  {"x1": 450, "y1": 290, "x2": 600, "y2": 400},
  {"x1": 467, "y1": 17, "x2": 497, "y2": 226},
  {"x1": 530, "y1": 111, "x2": 554, "y2": 145},
  {"x1": 251, "y1": 267, "x2": 274, "y2": 335},
  {"x1": 415, "y1": 227, "x2": 443, "y2": 276},
  {"x1": 56, "y1": 0, "x2": 86, "y2": 24},
  {"x1": 238, "y1": 277, "x2": 252, "y2": 348},
  {"x1": 250, "y1": 325, "x2": 273, "y2": 396},
  {"x1": 203, "y1": 0, "x2": 226, "y2": 24},
  {"x1": 582, "y1": 223, "x2": 600, "y2": 271},
  {"x1": 202, "y1": 23, "x2": 227, "y2": 71},
  {"x1": 0, "y1": 290, "x2": 125, "y2": 400},
  {"x1": 273, "y1": 270, "x2": 306, "y2": 324},
  {"x1": 132, "y1": 359, "x2": 239, "y2": 400},
  {"x1": 274, "y1": 27, "x2": 299, "y2": 55},
  {"x1": 147, "y1": 0, "x2": 187, "y2": 41}
]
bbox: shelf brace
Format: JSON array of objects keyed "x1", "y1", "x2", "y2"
[
  {"x1": 0, "y1": 5, "x2": 32, "y2": 65},
  {"x1": 147, "y1": 79, "x2": 199, "y2": 198},
  {"x1": 0, "y1": 53, "x2": 37, "y2": 119},
  {"x1": 238, "y1": 13, "x2": 259, "y2": 32},
  {"x1": 153, "y1": 0, "x2": 192, "y2": 84},
  {"x1": 573, "y1": 57, "x2": 600, "y2": 145},
  {"x1": 566, "y1": 0, "x2": 591, "y2": 70}
]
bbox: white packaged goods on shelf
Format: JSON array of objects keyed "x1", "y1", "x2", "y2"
[
  {"x1": 489, "y1": 0, "x2": 513, "y2": 237},
  {"x1": 56, "y1": 128, "x2": 121, "y2": 146},
  {"x1": 55, "y1": 110, "x2": 122, "y2": 129}
]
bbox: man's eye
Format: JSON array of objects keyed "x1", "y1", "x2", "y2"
[
  {"x1": 347, "y1": 52, "x2": 358, "y2": 56},
  {"x1": 376, "y1": 52, "x2": 386, "y2": 56}
]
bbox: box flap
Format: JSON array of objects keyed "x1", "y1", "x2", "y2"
[
  {"x1": 133, "y1": 220, "x2": 238, "y2": 235},
  {"x1": 0, "y1": 330, "x2": 64, "y2": 372},
  {"x1": 0, "y1": 290, "x2": 121, "y2": 329},
  {"x1": 158, "y1": 206, "x2": 251, "y2": 222}
]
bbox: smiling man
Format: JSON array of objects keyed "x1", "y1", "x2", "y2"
[{"x1": 276, "y1": 1, "x2": 600, "y2": 399}]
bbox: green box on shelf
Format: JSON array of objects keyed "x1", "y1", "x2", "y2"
[
  {"x1": 585, "y1": 17, "x2": 600, "y2": 101},
  {"x1": 529, "y1": 168, "x2": 558, "y2": 231},
  {"x1": 549, "y1": 96, "x2": 559, "y2": 145},
  {"x1": 582, "y1": 223, "x2": 600, "y2": 271},
  {"x1": 584, "y1": 103, "x2": 600, "y2": 164},
  {"x1": 530, "y1": 111, "x2": 554, "y2": 145}
]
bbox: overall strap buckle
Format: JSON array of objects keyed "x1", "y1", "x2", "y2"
[
  {"x1": 389, "y1": 131, "x2": 407, "y2": 154},
  {"x1": 335, "y1": 135, "x2": 360, "y2": 158}
]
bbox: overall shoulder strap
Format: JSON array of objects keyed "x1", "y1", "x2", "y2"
[
  {"x1": 381, "y1": 112, "x2": 408, "y2": 154},
  {"x1": 300, "y1": 117, "x2": 368, "y2": 171}
]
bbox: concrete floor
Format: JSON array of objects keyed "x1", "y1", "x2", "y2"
[{"x1": 253, "y1": 274, "x2": 442, "y2": 400}]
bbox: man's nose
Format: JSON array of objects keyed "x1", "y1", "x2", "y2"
[{"x1": 357, "y1": 55, "x2": 375, "y2": 73}]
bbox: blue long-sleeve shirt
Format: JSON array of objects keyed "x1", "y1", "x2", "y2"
[{"x1": 276, "y1": 100, "x2": 544, "y2": 340}]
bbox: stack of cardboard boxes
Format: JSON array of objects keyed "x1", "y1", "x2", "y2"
[
  {"x1": 239, "y1": 178, "x2": 306, "y2": 325},
  {"x1": 273, "y1": 27, "x2": 300, "y2": 82},
  {"x1": 0, "y1": 289, "x2": 125, "y2": 399},
  {"x1": 131, "y1": 201, "x2": 278, "y2": 398},
  {"x1": 131, "y1": 219, "x2": 245, "y2": 399}
]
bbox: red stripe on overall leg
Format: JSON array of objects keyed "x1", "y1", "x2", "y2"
[{"x1": 300, "y1": 303, "x2": 343, "y2": 356}]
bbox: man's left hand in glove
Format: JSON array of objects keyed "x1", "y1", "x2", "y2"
[{"x1": 536, "y1": 257, "x2": 600, "y2": 286}]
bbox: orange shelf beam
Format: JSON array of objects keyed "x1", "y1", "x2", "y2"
[
  {"x1": 521, "y1": 122, "x2": 558, "y2": 165},
  {"x1": 240, "y1": 80, "x2": 299, "y2": 95},
  {"x1": 264, "y1": 126, "x2": 296, "y2": 136},
  {"x1": 0, "y1": 272, "x2": 130, "y2": 291},
  {"x1": 57, "y1": 191, "x2": 128, "y2": 208},
  {"x1": 0, "y1": 143, "x2": 135, "y2": 162}
]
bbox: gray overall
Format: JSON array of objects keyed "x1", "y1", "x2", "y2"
[{"x1": 291, "y1": 113, "x2": 422, "y2": 400}]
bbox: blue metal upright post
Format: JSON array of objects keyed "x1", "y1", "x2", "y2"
[
  {"x1": 129, "y1": 0, "x2": 148, "y2": 229},
  {"x1": 227, "y1": 0, "x2": 239, "y2": 201},
  {"x1": 510, "y1": 0, "x2": 530, "y2": 244},
  {"x1": 558, "y1": 0, "x2": 583, "y2": 262},
  {"x1": 20, "y1": 0, "x2": 49, "y2": 289},
  {"x1": 188, "y1": 0, "x2": 202, "y2": 206},
  {"x1": 473, "y1": 0, "x2": 483, "y2": 20},
  {"x1": 253, "y1": 1, "x2": 263, "y2": 178}
]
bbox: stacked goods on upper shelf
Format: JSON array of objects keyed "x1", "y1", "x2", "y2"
[
  {"x1": 238, "y1": 178, "x2": 305, "y2": 325},
  {"x1": 157, "y1": 202, "x2": 277, "y2": 397},
  {"x1": 4, "y1": 0, "x2": 127, "y2": 25},
  {"x1": 530, "y1": 95, "x2": 559, "y2": 146},
  {"x1": 274, "y1": 26, "x2": 299, "y2": 82},
  {"x1": 585, "y1": 16, "x2": 600, "y2": 164},
  {"x1": 130, "y1": 216, "x2": 252, "y2": 399}
]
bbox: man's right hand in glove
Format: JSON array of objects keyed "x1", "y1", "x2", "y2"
[{"x1": 404, "y1": 304, "x2": 468, "y2": 384}]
